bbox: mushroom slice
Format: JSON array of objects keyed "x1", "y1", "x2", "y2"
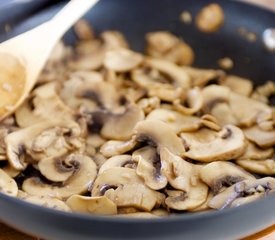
[
  {"x1": 103, "y1": 48, "x2": 143, "y2": 72},
  {"x1": 244, "y1": 125, "x2": 275, "y2": 148},
  {"x1": 2, "y1": 163, "x2": 21, "y2": 178},
  {"x1": 92, "y1": 167, "x2": 165, "y2": 211},
  {"x1": 165, "y1": 184, "x2": 208, "y2": 211},
  {"x1": 173, "y1": 87, "x2": 203, "y2": 115},
  {"x1": 210, "y1": 103, "x2": 238, "y2": 126},
  {"x1": 236, "y1": 159, "x2": 275, "y2": 175},
  {"x1": 190, "y1": 191, "x2": 214, "y2": 212},
  {"x1": 101, "y1": 31, "x2": 129, "y2": 50},
  {"x1": 199, "y1": 162, "x2": 255, "y2": 194},
  {"x1": 160, "y1": 147, "x2": 194, "y2": 192},
  {"x1": 66, "y1": 195, "x2": 117, "y2": 215},
  {"x1": 0, "y1": 128, "x2": 9, "y2": 160},
  {"x1": 117, "y1": 212, "x2": 159, "y2": 218},
  {"x1": 0, "y1": 168, "x2": 18, "y2": 196},
  {"x1": 221, "y1": 75, "x2": 253, "y2": 96},
  {"x1": 100, "y1": 104, "x2": 145, "y2": 140},
  {"x1": 133, "y1": 146, "x2": 167, "y2": 190},
  {"x1": 146, "y1": 108, "x2": 200, "y2": 133},
  {"x1": 15, "y1": 82, "x2": 73, "y2": 128},
  {"x1": 134, "y1": 120, "x2": 185, "y2": 156},
  {"x1": 181, "y1": 125, "x2": 246, "y2": 162},
  {"x1": 137, "y1": 97, "x2": 160, "y2": 115},
  {"x1": 145, "y1": 58, "x2": 190, "y2": 89},
  {"x1": 238, "y1": 141, "x2": 274, "y2": 160},
  {"x1": 100, "y1": 137, "x2": 137, "y2": 158},
  {"x1": 22, "y1": 154, "x2": 97, "y2": 199},
  {"x1": 208, "y1": 177, "x2": 275, "y2": 209},
  {"x1": 18, "y1": 191, "x2": 70, "y2": 212},
  {"x1": 99, "y1": 154, "x2": 134, "y2": 174}
]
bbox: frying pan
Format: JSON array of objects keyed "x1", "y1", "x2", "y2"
[{"x1": 0, "y1": 0, "x2": 274, "y2": 239}]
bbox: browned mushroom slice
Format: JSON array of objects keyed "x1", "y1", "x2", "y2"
[
  {"x1": 238, "y1": 141, "x2": 274, "y2": 160},
  {"x1": 151, "y1": 208, "x2": 169, "y2": 217},
  {"x1": 146, "y1": 108, "x2": 200, "y2": 134},
  {"x1": 236, "y1": 158, "x2": 275, "y2": 175},
  {"x1": 100, "y1": 137, "x2": 137, "y2": 158},
  {"x1": 18, "y1": 191, "x2": 71, "y2": 212},
  {"x1": 208, "y1": 177, "x2": 275, "y2": 209},
  {"x1": 0, "y1": 168, "x2": 18, "y2": 196},
  {"x1": 15, "y1": 82, "x2": 73, "y2": 128},
  {"x1": 221, "y1": 75, "x2": 253, "y2": 96},
  {"x1": 22, "y1": 154, "x2": 97, "y2": 199},
  {"x1": 173, "y1": 87, "x2": 203, "y2": 115},
  {"x1": 103, "y1": 48, "x2": 143, "y2": 72},
  {"x1": 181, "y1": 125, "x2": 246, "y2": 162},
  {"x1": 134, "y1": 120, "x2": 185, "y2": 156},
  {"x1": 92, "y1": 167, "x2": 165, "y2": 211},
  {"x1": 133, "y1": 146, "x2": 167, "y2": 190},
  {"x1": 66, "y1": 195, "x2": 117, "y2": 215},
  {"x1": 199, "y1": 161, "x2": 255, "y2": 194},
  {"x1": 244, "y1": 125, "x2": 275, "y2": 148},
  {"x1": 99, "y1": 154, "x2": 135, "y2": 174}
]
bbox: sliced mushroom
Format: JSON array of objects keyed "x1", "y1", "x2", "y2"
[
  {"x1": 66, "y1": 195, "x2": 117, "y2": 215},
  {"x1": 221, "y1": 75, "x2": 253, "y2": 96},
  {"x1": 151, "y1": 208, "x2": 169, "y2": 217},
  {"x1": 92, "y1": 167, "x2": 165, "y2": 211},
  {"x1": 22, "y1": 154, "x2": 97, "y2": 199},
  {"x1": 146, "y1": 108, "x2": 200, "y2": 133},
  {"x1": 117, "y1": 212, "x2": 159, "y2": 218},
  {"x1": 104, "y1": 48, "x2": 143, "y2": 72},
  {"x1": 99, "y1": 154, "x2": 134, "y2": 174},
  {"x1": 0, "y1": 128, "x2": 9, "y2": 160},
  {"x1": 137, "y1": 97, "x2": 160, "y2": 115},
  {"x1": 199, "y1": 161, "x2": 255, "y2": 194},
  {"x1": 181, "y1": 125, "x2": 246, "y2": 162},
  {"x1": 134, "y1": 120, "x2": 185, "y2": 156},
  {"x1": 100, "y1": 137, "x2": 137, "y2": 158},
  {"x1": 0, "y1": 168, "x2": 18, "y2": 196},
  {"x1": 208, "y1": 177, "x2": 275, "y2": 209},
  {"x1": 133, "y1": 146, "x2": 167, "y2": 190},
  {"x1": 238, "y1": 141, "x2": 274, "y2": 160},
  {"x1": 18, "y1": 191, "x2": 71, "y2": 212},
  {"x1": 173, "y1": 87, "x2": 203, "y2": 115},
  {"x1": 101, "y1": 31, "x2": 129, "y2": 50},
  {"x1": 2, "y1": 163, "x2": 21, "y2": 178},
  {"x1": 244, "y1": 125, "x2": 275, "y2": 148},
  {"x1": 190, "y1": 191, "x2": 214, "y2": 212},
  {"x1": 236, "y1": 158, "x2": 275, "y2": 175}
]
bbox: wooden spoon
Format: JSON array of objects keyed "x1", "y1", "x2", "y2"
[{"x1": 0, "y1": 0, "x2": 99, "y2": 121}]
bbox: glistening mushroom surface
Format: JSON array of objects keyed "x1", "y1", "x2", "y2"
[{"x1": 0, "y1": 19, "x2": 274, "y2": 217}]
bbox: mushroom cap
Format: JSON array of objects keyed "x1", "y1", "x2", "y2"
[
  {"x1": 134, "y1": 120, "x2": 185, "y2": 156},
  {"x1": 18, "y1": 191, "x2": 71, "y2": 212},
  {"x1": 0, "y1": 168, "x2": 18, "y2": 196},
  {"x1": 181, "y1": 125, "x2": 246, "y2": 162},
  {"x1": 66, "y1": 195, "x2": 117, "y2": 215},
  {"x1": 236, "y1": 159, "x2": 275, "y2": 175},
  {"x1": 103, "y1": 48, "x2": 143, "y2": 72},
  {"x1": 133, "y1": 146, "x2": 167, "y2": 190},
  {"x1": 22, "y1": 154, "x2": 97, "y2": 199},
  {"x1": 146, "y1": 108, "x2": 200, "y2": 133},
  {"x1": 208, "y1": 177, "x2": 275, "y2": 209},
  {"x1": 92, "y1": 167, "x2": 165, "y2": 211},
  {"x1": 99, "y1": 154, "x2": 134, "y2": 174},
  {"x1": 199, "y1": 161, "x2": 255, "y2": 194},
  {"x1": 244, "y1": 126, "x2": 275, "y2": 148}
]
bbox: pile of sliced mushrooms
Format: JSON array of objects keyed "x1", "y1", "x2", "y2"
[{"x1": 0, "y1": 20, "x2": 274, "y2": 218}]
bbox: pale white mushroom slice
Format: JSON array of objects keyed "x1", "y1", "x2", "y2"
[
  {"x1": 22, "y1": 154, "x2": 97, "y2": 199},
  {"x1": 17, "y1": 191, "x2": 71, "y2": 212},
  {"x1": 99, "y1": 154, "x2": 135, "y2": 174},
  {"x1": 173, "y1": 87, "x2": 203, "y2": 115},
  {"x1": 137, "y1": 97, "x2": 160, "y2": 115},
  {"x1": 199, "y1": 162, "x2": 255, "y2": 194},
  {"x1": 243, "y1": 125, "x2": 275, "y2": 148},
  {"x1": 92, "y1": 167, "x2": 165, "y2": 211},
  {"x1": 208, "y1": 177, "x2": 275, "y2": 210},
  {"x1": 0, "y1": 168, "x2": 18, "y2": 196},
  {"x1": 181, "y1": 125, "x2": 246, "y2": 162},
  {"x1": 221, "y1": 75, "x2": 253, "y2": 96},
  {"x1": 134, "y1": 120, "x2": 185, "y2": 156},
  {"x1": 238, "y1": 141, "x2": 274, "y2": 160},
  {"x1": 15, "y1": 82, "x2": 73, "y2": 128},
  {"x1": 104, "y1": 48, "x2": 143, "y2": 72},
  {"x1": 210, "y1": 103, "x2": 238, "y2": 126},
  {"x1": 66, "y1": 195, "x2": 117, "y2": 215},
  {"x1": 146, "y1": 108, "x2": 200, "y2": 133},
  {"x1": 236, "y1": 159, "x2": 275, "y2": 175},
  {"x1": 190, "y1": 191, "x2": 214, "y2": 212},
  {"x1": 133, "y1": 146, "x2": 167, "y2": 190},
  {"x1": 100, "y1": 137, "x2": 137, "y2": 158}
]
